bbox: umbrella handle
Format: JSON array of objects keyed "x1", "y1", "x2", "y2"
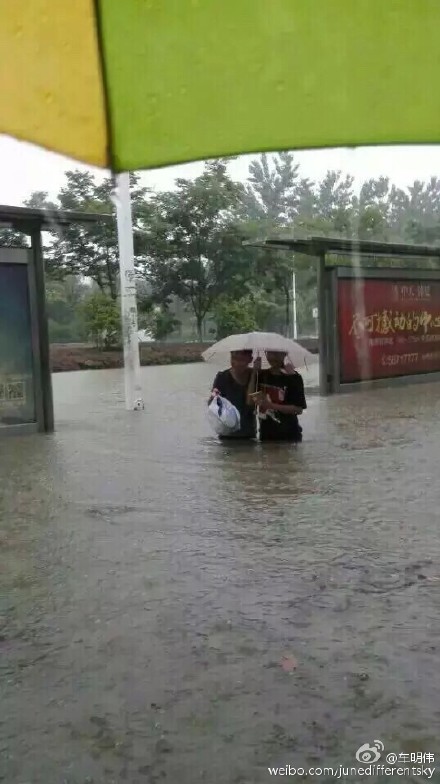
[{"x1": 253, "y1": 349, "x2": 262, "y2": 372}]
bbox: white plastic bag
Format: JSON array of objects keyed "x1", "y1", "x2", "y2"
[{"x1": 207, "y1": 395, "x2": 241, "y2": 437}]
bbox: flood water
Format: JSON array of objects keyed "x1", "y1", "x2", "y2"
[{"x1": 1, "y1": 364, "x2": 440, "y2": 784}]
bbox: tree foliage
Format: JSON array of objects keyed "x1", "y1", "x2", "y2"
[
  {"x1": 144, "y1": 161, "x2": 255, "y2": 338},
  {"x1": 46, "y1": 276, "x2": 89, "y2": 343},
  {"x1": 81, "y1": 293, "x2": 121, "y2": 349},
  {"x1": 30, "y1": 172, "x2": 150, "y2": 297},
  {"x1": 138, "y1": 298, "x2": 181, "y2": 341},
  {"x1": 4, "y1": 153, "x2": 440, "y2": 343},
  {"x1": 213, "y1": 295, "x2": 258, "y2": 339}
]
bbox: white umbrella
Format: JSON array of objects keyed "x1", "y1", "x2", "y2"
[{"x1": 202, "y1": 332, "x2": 317, "y2": 369}]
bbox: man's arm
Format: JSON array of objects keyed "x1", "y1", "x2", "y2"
[
  {"x1": 293, "y1": 373, "x2": 307, "y2": 411},
  {"x1": 208, "y1": 372, "x2": 222, "y2": 404},
  {"x1": 285, "y1": 373, "x2": 306, "y2": 413}
]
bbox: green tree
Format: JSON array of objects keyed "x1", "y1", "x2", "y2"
[
  {"x1": 0, "y1": 192, "x2": 56, "y2": 252},
  {"x1": 0, "y1": 228, "x2": 29, "y2": 248},
  {"x1": 401, "y1": 178, "x2": 440, "y2": 257},
  {"x1": 213, "y1": 295, "x2": 258, "y2": 339},
  {"x1": 46, "y1": 171, "x2": 150, "y2": 297},
  {"x1": 245, "y1": 152, "x2": 300, "y2": 226},
  {"x1": 351, "y1": 177, "x2": 392, "y2": 241},
  {"x1": 46, "y1": 276, "x2": 89, "y2": 343},
  {"x1": 151, "y1": 309, "x2": 181, "y2": 341},
  {"x1": 314, "y1": 170, "x2": 354, "y2": 235},
  {"x1": 241, "y1": 153, "x2": 304, "y2": 335},
  {"x1": 138, "y1": 298, "x2": 181, "y2": 341},
  {"x1": 144, "y1": 161, "x2": 254, "y2": 340},
  {"x1": 247, "y1": 287, "x2": 284, "y2": 332},
  {"x1": 81, "y1": 292, "x2": 121, "y2": 349}
]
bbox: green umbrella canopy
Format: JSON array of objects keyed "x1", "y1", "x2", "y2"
[{"x1": 1, "y1": 0, "x2": 440, "y2": 171}]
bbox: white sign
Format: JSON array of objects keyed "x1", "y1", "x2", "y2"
[{"x1": 312, "y1": 308, "x2": 319, "y2": 319}]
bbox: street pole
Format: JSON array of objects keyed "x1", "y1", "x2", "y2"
[
  {"x1": 317, "y1": 254, "x2": 328, "y2": 396},
  {"x1": 115, "y1": 172, "x2": 144, "y2": 411},
  {"x1": 292, "y1": 270, "x2": 298, "y2": 339}
]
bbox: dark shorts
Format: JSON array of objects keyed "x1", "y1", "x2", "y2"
[
  {"x1": 259, "y1": 421, "x2": 303, "y2": 443},
  {"x1": 219, "y1": 432, "x2": 257, "y2": 441},
  {"x1": 260, "y1": 433, "x2": 302, "y2": 443}
]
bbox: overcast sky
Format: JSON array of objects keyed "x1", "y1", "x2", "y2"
[{"x1": 1, "y1": 135, "x2": 440, "y2": 206}]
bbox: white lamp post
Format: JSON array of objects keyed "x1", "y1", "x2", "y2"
[
  {"x1": 115, "y1": 172, "x2": 144, "y2": 411},
  {"x1": 291, "y1": 270, "x2": 298, "y2": 339}
]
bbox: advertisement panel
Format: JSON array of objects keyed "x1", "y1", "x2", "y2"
[
  {"x1": 338, "y1": 277, "x2": 440, "y2": 383},
  {"x1": 0, "y1": 262, "x2": 36, "y2": 426}
]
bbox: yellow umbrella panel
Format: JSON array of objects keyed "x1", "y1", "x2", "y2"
[{"x1": 1, "y1": 0, "x2": 440, "y2": 172}]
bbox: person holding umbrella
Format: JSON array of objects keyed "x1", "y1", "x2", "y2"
[{"x1": 208, "y1": 349, "x2": 257, "y2": 440}]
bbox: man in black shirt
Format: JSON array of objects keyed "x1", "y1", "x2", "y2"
[
  {"x1": 209, "y1": 350, "x2": 257, "y2": 440},
  {"x1": 249, "y1": 351, "x2": 307, "y2": 442}
]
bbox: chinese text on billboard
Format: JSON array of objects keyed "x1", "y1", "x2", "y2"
[{"x1": 338, "y1": 278, "x2": 440, "y2": 383}]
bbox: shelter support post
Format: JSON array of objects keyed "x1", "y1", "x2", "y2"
[
  {"x1": 317, "y1": 254, "x2": 329, "y2": 396},
  {"x1": 31, "y1": 228, "x2": 54, "y2": 432},
  {"x1": 329, "y1": 267, "x2": 341, "y2": 394}
]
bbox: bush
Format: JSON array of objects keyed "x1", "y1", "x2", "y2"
[
  {"x1": 138, "y1": 302, "x2": 181, "y2": 341},
  {"x1": 81, "y1": 293, "x2": 121, "y2": 349},
  {"x1": 214, "y1": 296, "x2": 258, "y2": 339},
  {"x1": 49, "y1": 319, "x2": 83, "y2": 344},
  {"x1": 151, "y1": 309, "x2": 181, "y2": 341}
]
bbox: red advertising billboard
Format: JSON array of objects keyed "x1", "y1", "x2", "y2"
[{"x1": 338, "y1": 277, "x2": 440, "y2": 382}]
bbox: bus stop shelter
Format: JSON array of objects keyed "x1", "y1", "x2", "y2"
[
  {"x1": 255, "y1": 236, "x2": 440, "y2": 395},
  {"x1": 0, "y1": 205, "x2": 109, "y2": 436}
]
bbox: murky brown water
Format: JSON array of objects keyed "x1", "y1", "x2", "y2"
[{"x1": 1, "y1": 364, "x2": 440, "y2": 783}]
